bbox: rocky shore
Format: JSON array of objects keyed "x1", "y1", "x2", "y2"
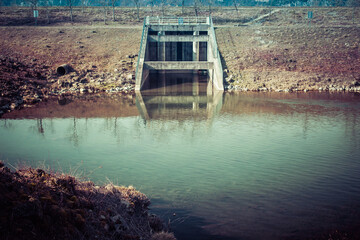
[
  {"x1": 0, "y1": 53, "x2": 137, "y2": 117},
  {"x1": 0, "y1": 161, "x2": 176, "y2": 240}
]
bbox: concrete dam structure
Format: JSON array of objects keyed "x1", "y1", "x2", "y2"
[{"x1": 135, "y1": 16, "x2": 224, "y2": 93}]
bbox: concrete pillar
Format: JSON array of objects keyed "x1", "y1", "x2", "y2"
[
  {"x1": 193, "y1": 71, "x2": 200, "y2": 110},
  {"x1": 160, "y1": 70, "x2": 166, "y2": 94},
  {"x1": 182, "y1": 42, "x2": 188, "y2": 61},
  {"x1": 193, "y1": 102, "x2": 199, "y2": 111},
  {"x1": 157, "y1": 31, "x2": 165, "y2": 61},
  {"x1": 199, "y1": 42, "x2": 207, "y2": 61},
  {"x1": 165, "y1": 42, "x2": 169, "y2": 61},
  {"x1": 193, "y1": 71, "x2": 199, "y2": 96},
  {"x1": 172, "y1": 42, "x2": 177, "y2": 61},
  {"x1": 193, "y1": 31, "x2": 199, "y2": 61},
  {"x1": 207, "y1": 69, "x2": 214, "y2": 95},
  {"x1": 165, "y1": 42, "x2": 177, "y2": 61},
  {"x1": 161, "y1": 41, "x2": 166, "y2": 61}
]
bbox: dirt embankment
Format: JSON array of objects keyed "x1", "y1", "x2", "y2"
[
  {"x1": 0, "y1": 161, "x2": 176, "y2": 240},
  {"x1": 0, "y1": 7, "x2": 359, "y2": 116},
  {"x1": 218, "y1": 7, "x2": 360, "y2": 92},
  {"x1": 0, "y1": 25, "x2": 141, "y2": 117}
]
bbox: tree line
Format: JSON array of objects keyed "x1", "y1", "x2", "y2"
[
  {"x1": 0, "y1": 0, "x2": 358, "y2": 24},
  {"x1": 2, "y1": 0, "x2": 359, "y2": 7}
]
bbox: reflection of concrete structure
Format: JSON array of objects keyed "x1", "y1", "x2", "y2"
[
  {"x1": 135, "y1": 16, "x2": 224, "y2": 93},
  {"x1": 140, "y1": 70, "x2": 208, "y2": 93},
  {"x1": 135, "y1": 89, "x2": 223, "y2": 122}
]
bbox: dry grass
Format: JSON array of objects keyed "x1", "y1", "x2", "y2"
[
  {"x1": 0, "y1": 160, "x2": 172, "y2": 240},
  {"x1": 150, "y1": 231, "x2": 177, "y2": 240},
  {"x1": 217, "y1": 8, "x2": 360, "y2": 91}
]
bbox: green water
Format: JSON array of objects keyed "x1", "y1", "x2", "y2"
[{"x1": 1, "y1": 92, "x2": 360, "y2": 240}]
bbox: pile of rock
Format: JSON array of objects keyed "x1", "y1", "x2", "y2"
[
  {"x1": 0, "y1": 56, "x2": 48, "y2": 116},
  {"x1": 50, "y1": 57, "x2": 137, "y2": 96}
]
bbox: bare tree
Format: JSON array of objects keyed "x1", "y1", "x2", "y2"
[
  {"x1": 194, "y1": 0, "x2": 200, "y2": 16},
  {"x1": 131, "y1": 0, "x2": 140, "y2": 20},
  {"x1": 173, "y1": 0, "x2": 185, "y2": 15},
  {"x1": 160, "y1": 0, "x2": 167, "y2": 16},
  {"x1": 205, "y1": 0, "x2": 215, "y2": 16},
  {"x1": 110, "y1": 0, "x2": 121, "y2": 21},
  {"x1": 23, "y1": 0, "x2": 38, "y2": 24},
  {"x1": 99, "y1": 0, "x2": 109, "y2": 24},
  {"x1": 81, "y1": 0, "x2": 90, "y2": 13},
  {"x1": 24, "y1": 0, "x2": 38, "y2": 10},
  {"x1": 67, "y1": 0, "x2": 74, "y2": 22},
  {"x1": 149, "y1": 0, "x2": 155, "y2": 15},
  {"x1": 44, "y1": 0, "x2": 52, "y2": 24},
  {"x1": 110, "y1": 0, "x2": 120, "y2": 22},
  {"x1": 347, "y1": 0, "x2": 360, "y2": 24},
  {"x1": 132, "y1": 0, "x2": 140, "y2": 20},
  {"x1": 233, "y1": 0, "x2": 239, "y2": 16}
]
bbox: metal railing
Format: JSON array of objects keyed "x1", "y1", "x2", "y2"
[
  {"x1": 146, "y1": 16, "x2": 209, "y2": 26},
  {"x1": 209, "y1": 16, "x2": 224, "y2": 90},
  {"x1": 135, "y1": 18, "x2": 147, "y2": 82},
  {"x1": 209, "y1": 17, "x2": 219, "y2": 59}
]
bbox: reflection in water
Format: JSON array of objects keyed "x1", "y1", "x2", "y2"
[
  {"x1": 37, "y1": 119, "x2": 44, "y2": 135},
  {"x1": 136, "y1": 70, "x2": 223, "y2": 132},
  {"x1": 136, "y1": 91, "x2": 223, "y2": 123},
  {"x1": 222, "y1": 92, "x2": 360, "y2": 141},
  {"x1": 69, "y1": 118, "x2": 79, "y2": 147},
  {"x1": 2, "y1": 94, "x2": 139, "y2": 119},
  {"x1": 1, "y1": 92, "x2": 360, "y2": 240}
]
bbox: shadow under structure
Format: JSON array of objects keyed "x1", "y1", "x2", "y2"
[
  {"x1": 135, "y1": 88, "x2": 223, "y2": 123},
  {"x1": 135, "y1": 16, "x2": 224, "y2": 94}
]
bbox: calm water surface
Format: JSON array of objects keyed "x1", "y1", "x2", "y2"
[{"x1": 1, "y1": 88, "x2": 360, "y2": 240}]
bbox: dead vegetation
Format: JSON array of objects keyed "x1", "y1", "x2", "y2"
[
  {"x1": 218, "y1": 23, "x2": 360, "y2": 91},
  {"x1": 0, "y1": 160, "x2": 174, "y2": 240},
  {"x1": 215, "y1": 7, "x2": 360, "y2": 92}
]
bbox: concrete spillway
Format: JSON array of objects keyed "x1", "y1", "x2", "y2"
[{"x1": 135, "y1": 16, "x2": 224, "y2": 93}]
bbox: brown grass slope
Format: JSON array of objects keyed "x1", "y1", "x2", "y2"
[{"x1": 0, "y1": 161, "x2": 173, "y2": 240}]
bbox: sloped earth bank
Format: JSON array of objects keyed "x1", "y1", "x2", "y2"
[
  {"x1": 219, "y1": 24, "x2": 360, "y2": 92},
  {"x1": 0, "y1": 26, "x2": 141, "y2": 117},
  {"x1": 0, "y1": 7, "x2": 360, "y2": 116},
  {"x1": 0, "y1": 161, "x2": 176, "y2": 240}
]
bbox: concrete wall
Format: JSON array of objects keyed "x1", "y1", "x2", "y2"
[
  {"x1": 149, "y1": 32, "x2": 204, "y2": 62},
  {"x1": 135, "y1": 18, "x2": 224, "y2": 92},
  {"x1": 208, "y1": 28, "x2": 224, "y2": 91},
  {"x1": 135, "y1": 26, "x2": 149, "y2": 91}
]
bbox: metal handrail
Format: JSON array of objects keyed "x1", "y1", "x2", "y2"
[
  {"x1": 135, "y1": 18, "x2": 147, "y2": 79},
  {"x1": 209, "y1": 16, "x2": 223, "y2": 89},
  {"x1": 146, "y1": 16, "x2": 209, "y2": 25},
  {"x1": 209, "y1": 17, "x2": 219, "y2": 59}
]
